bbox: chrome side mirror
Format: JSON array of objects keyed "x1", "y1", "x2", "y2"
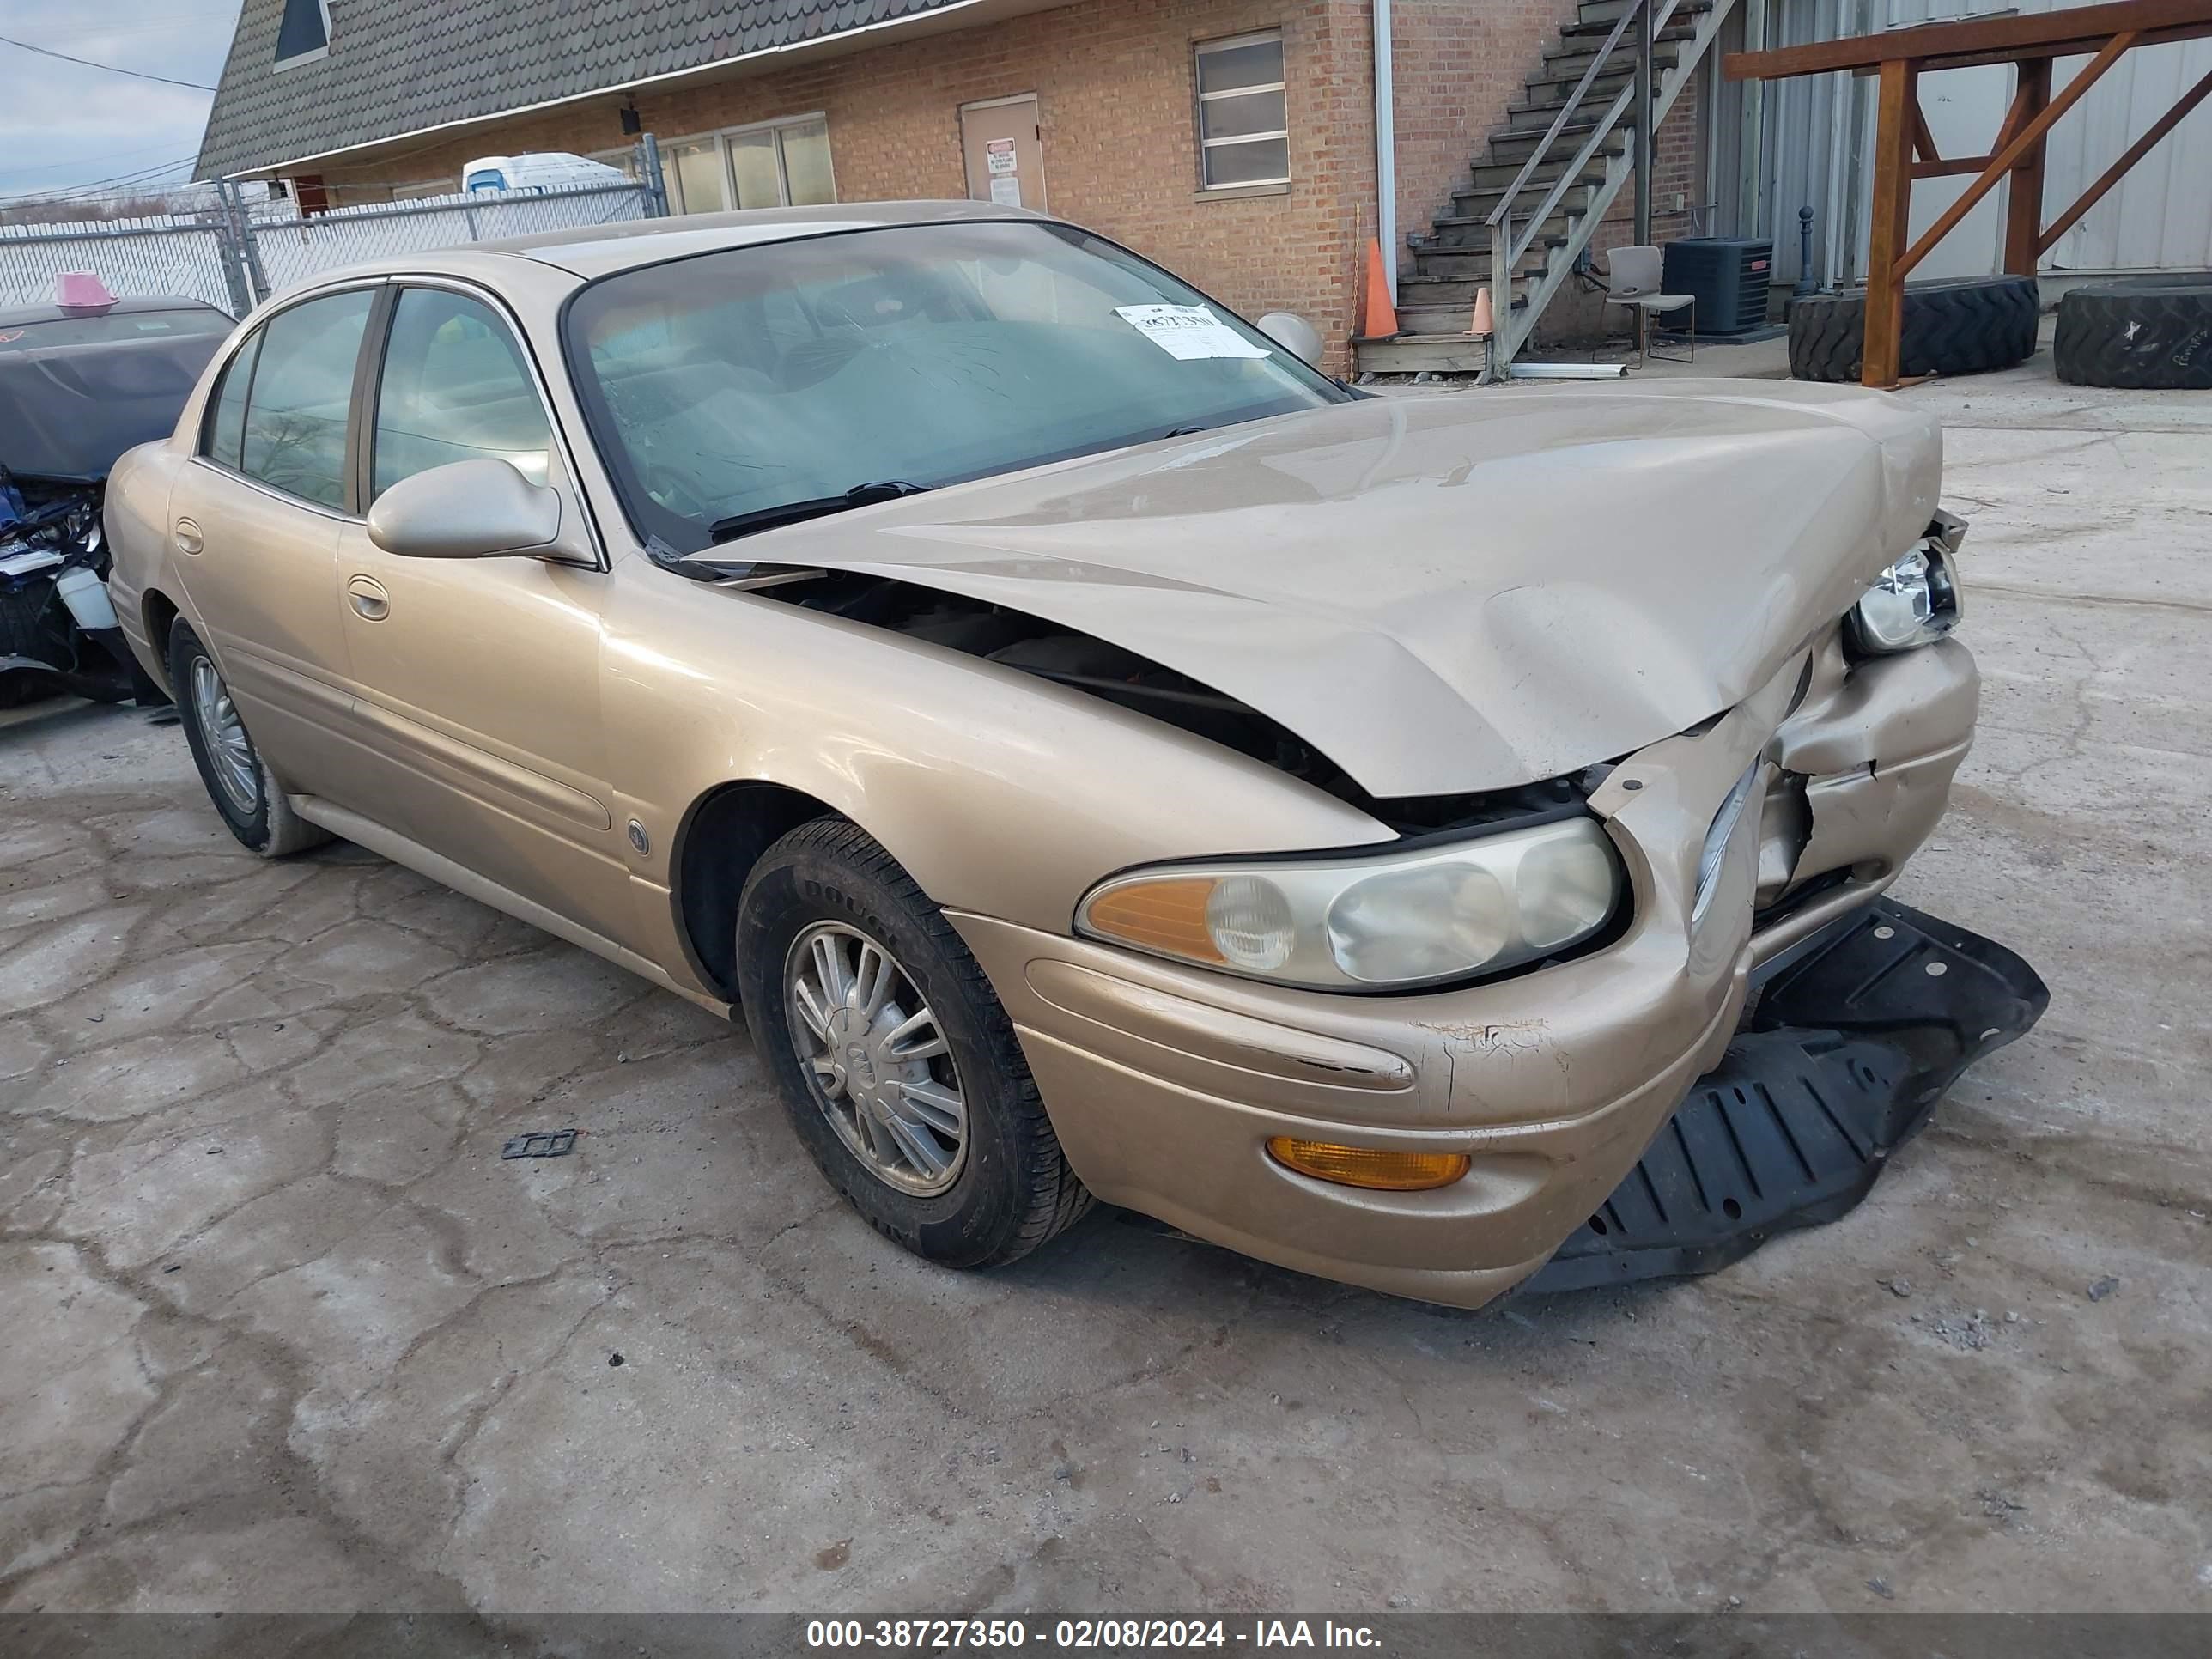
[
  {"x1": 1256, "y1": 312, "x2": 1324, "y2": 366},
  {"x1": 365, "y1": 458, "x2": 562, "y2": 560}
]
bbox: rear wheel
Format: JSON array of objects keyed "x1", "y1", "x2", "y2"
[
  {"x1": 167, "y1": 618, "x2": 329, "y2": 857},
  {"x1": 737, "y1": 817, "x2": 1092, "y2": 1268},
  {"x1": 0, "y1": 581, "x2": 68, "y2": 708}
]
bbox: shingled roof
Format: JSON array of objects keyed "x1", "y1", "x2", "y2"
[{"x1": 195, "y1": 0, "x2": 976, "y2": 179}]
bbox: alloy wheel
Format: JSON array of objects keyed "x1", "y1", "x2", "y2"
[
  {"x1": 784, "y1": 921, "x2": 968, "y2": 1196},
  {"x1": 190, "y1": 653, "x2": 259, "y2": 816}
]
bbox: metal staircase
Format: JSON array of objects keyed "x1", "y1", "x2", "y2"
[{"x1": 1356, "y1": 0, "x2": 1741, "y2": 376}]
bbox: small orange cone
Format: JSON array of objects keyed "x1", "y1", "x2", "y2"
[
  {"x1": 1469, "y1": 284, "x2": 1495, "y2": 339},
  {"x1": 1361, "y1": 238, "x2": 1399, "y2": 337}
]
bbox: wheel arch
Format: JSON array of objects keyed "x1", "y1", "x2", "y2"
[
  {"x1": 140, "y1": 587, "x2": 182, "y2": 697},
  {"x1": 670, "y1": 779, "x2": 852, "y2": 1004}
]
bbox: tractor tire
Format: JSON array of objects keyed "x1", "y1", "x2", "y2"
[
  {"x1": 2053, "y1": 274, "x2": 2212, "y2": 389},
  {"x1": 1789, "y1": 275, "x2": 2040, "y2": 383}
]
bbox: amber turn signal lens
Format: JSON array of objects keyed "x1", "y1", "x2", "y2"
[
  {"x1": 1081, "y1": 876, "x2": 1225, "y2": 963},
  {"x1": 1267, "y1": 1138, "x2": 1471, "y2": 1191}
]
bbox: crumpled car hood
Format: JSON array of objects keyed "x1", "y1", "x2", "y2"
[{"x1": 751, "y1": 380, "x2": 1943, "y2": 799}]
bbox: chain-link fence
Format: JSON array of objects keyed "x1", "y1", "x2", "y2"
[
  {"x1": 2, "y1": 155, "x2": 665, "y2": 319},
  {"x1": 246, "y1": 183, "x2": 653, "y2": 295},
  {"x1": 0, "y1": 216, "x2": 249, "y2": 314}
]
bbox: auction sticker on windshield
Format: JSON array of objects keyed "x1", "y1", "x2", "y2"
[{"x1": 1114, "y1": 304, "x2": 1269, "y2": 361}]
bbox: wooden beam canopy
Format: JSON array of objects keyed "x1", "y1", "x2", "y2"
[
  {"x1": 1724, "y1": 0, "x2": 2212, "y2": 81},
  {"x1": 1726, "y1": 0, "x2": 2212, "y2": 387}
]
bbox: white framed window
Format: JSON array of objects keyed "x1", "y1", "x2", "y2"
[
  {"x1": 274, "y1": 0, "x2": 332, "y2": 69},
  {"x1": 662, "y1": 114, "x2": 836, "y2": 215},
  {"x1": 1194, "y1": 31, "x2": 1288, "y2": 190}
]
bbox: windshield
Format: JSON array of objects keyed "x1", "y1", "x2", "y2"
[
  {"x1": 563, "y1": 220, "x2": 1350, "y2": 554},
  {"x1": 0, "y1": 307, "x2": 231, "y2": 349}
]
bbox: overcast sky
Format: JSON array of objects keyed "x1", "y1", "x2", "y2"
[{"x1": 0, "y1": 1, "x2": 244, "y2": 200}]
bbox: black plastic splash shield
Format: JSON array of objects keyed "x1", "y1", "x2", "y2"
[{"x1": 1523, "y1": 897, "x2": 2048, "y2": 1294}]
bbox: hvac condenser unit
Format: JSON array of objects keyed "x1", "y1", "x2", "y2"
[{"x1": 1661, "y1": 237, "x2": 1775, "y2": 335}]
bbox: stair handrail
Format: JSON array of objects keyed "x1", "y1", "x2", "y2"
[
  {"x1": 1485, "y1": 0, "x2": 1649, "y2": 240},
  {"x1": 1484, "y1": 0, "x2": 1685, "y2": 360}
]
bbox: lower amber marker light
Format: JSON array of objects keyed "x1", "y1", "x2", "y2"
[{"x1": 1267, "y1": 1138, "x2": 1471, "y2": 1192}]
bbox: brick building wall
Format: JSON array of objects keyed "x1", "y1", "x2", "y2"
[
  {"x1": 313, "y1": 0, "x2": 1379, "y2": 370},
  {"x1": 1387, "y1": 0, "x2": 1586, "y2": 285},
  {"x1": 291, "y1": 0, "x2": 1705, "y2": 362}
]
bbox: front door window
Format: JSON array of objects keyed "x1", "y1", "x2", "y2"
[{"x1": 371, "y1": 288, "x2": 554, "y2": 497}]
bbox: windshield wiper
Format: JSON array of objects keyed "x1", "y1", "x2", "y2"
[{"x1": 708, "y1": 480, "x2": 933, "y2": 544}]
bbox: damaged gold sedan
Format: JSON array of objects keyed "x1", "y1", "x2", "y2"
[{"x1": 102, "y1": 203, "x2": 2044, "y2": 1308}]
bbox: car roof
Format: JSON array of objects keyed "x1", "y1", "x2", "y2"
[
  {"x1": 248, "y1": 202, "x2": 1060, "y2": 314},
  {"x1": 476, "y1": 198, "x2": 1051, "y2": 279},
  {"x1": 0, "y1": 295, "x2": 226, "y2": 328}
]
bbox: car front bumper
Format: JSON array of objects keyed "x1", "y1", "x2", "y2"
[{"x1": 951, "y1": 635, "x2": 2018, "y2": 1309}]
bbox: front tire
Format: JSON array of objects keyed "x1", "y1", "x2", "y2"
[
  {"x1": 737, "y1": 817, "x2": 1091, "y2": 1268},
  {"x1": 167, "y1": 618, "x2": 329, "y2": 857}
]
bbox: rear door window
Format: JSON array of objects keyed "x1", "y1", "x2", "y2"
[
  {"x1": 203, "y1": 331, "x2": 263, "y2": 471},
  {"x1": 239, "y1": 289, "x2": 374, "y2": 509}
]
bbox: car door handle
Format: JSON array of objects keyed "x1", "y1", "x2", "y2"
[
  {"x1": 346, "y1": 574, "x2": 391, "y2": 622},
  {"x1": 173, "y1": 519, "x2": 204, "y2": 556}
]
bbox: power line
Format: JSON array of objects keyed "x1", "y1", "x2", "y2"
[
  {"x1": 0, "y1": 157, "x2": 203, "y2": 206},
  {"x1": 0, "y1": 31, "x2": 218, "y2": 91},
  {"x1": 4, "y1": 140, "x2": 191, "y2": 177}
]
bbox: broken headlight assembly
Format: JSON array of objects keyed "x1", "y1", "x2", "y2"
[
  {"x1": 1850, "y1": 513, "x2": 1964, "y2": 654},
  {"x1": 1077, "y1": 815, "x2": 1623, "y2": 992}
]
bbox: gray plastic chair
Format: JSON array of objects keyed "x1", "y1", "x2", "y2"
[{"x1": 1604, "y1": 245, "x2": 1695, "y2": 368}]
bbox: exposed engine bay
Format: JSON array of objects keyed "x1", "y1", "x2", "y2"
[
  {"x1": 1, "y1": 285, "x2": 228, "y2": 708},
  {"x1": 754, "y1": 569, "x2": 1590, "y2": 836},
  {"x1": 750, "y1": 569, "x2": 1900, "y2": 938},
  {"x1": 0, "y1": 471, "x2": 143, "y2": 706}
]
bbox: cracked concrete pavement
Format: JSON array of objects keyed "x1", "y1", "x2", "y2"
[{"x1": 1, "y1": 363, "x2": 2207, "y2": 1617}]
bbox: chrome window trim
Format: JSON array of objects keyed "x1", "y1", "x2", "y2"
[{"x1": 186, "y1": 455, "x2": 358, "y2": 525}]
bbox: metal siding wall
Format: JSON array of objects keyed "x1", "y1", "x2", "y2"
[
  {"x1": 2044, "y1": 17, "x2": 2212, "y2": 269},
  {"x1": 1765, "y1": 0, "x2": 1845, "y2": 284},
  {"x1": 1757, "y1": 0, "x2": 2212, "y2": 277}
]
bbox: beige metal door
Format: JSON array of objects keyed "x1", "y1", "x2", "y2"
[
  {"x1": 961, "y1": 95, "x2": 1045, "y2": 210},
  {"x1": 166, "y1": 462, "x2": 356, "y2": 800},
  {"x1": 331, "y1": 284, "x2": 629, "y2": 944},
  {"x1": 166, "y1": 284, "x2": 380, "y2": 803}
]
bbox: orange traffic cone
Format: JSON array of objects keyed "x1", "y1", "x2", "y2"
[
  {"x1": 1469, "y1": 284, "x2": 1495, "y2": 339},
  {"x1": 1361, "y1": 238, "x2": 1399, "y2": 338}
]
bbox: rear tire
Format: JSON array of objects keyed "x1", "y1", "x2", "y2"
[
  {"x1": 0, "y1": 581, "x2": 68, "y2": 708},
  {"x1": 1790, "y1": 275, "x2": 2040, "y2": 382},
  {"x1": 737, "y1": 817, "x2": 1091, "y2": 1269},
  {"x1": 2053, "y1": 274, "x2": 2212, "y2": 389},
  {"x1": 167, "y1": 618, "x2": 330, "y2": 857}
]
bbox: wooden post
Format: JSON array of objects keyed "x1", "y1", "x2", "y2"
[
  {"x1": 2004, "y1": 58, "x2": 2053, "y2": 274},
  {"x1": 1863, "y1": 58, "x2": 1918, "y2": 388}
]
